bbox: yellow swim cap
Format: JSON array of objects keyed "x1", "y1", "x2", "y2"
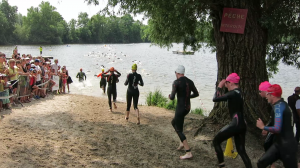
[
  {"x1": 102, "y1": 68, "x2": 104, "y2": 72},
  {"x1": 132, "y1": 64, "x2": 137, "y2": 70}
]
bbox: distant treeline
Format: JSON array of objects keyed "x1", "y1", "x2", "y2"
[{"x1": 0, "y1": 0, "x2": 150, "y2": 45}]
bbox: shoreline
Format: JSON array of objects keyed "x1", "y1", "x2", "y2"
[{"x1": 0, "y1": 93, "x2": 287, "y2": 167}]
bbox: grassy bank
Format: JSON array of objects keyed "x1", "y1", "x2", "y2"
[{"x1": 146, "y1": 90, "x2": 204, "y2": 116}]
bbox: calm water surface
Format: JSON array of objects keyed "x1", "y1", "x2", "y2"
[{"x1": 0, "y1": 44, "x2": 298, "y2": 115}]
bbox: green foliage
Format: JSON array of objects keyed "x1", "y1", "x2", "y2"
[
  {"x1": 146, "y1": 90, "x2": 177, "y2": 110},
  {"x1": 190, "y1": 108, "x2": 205, "y2": 117},
  {"x1": 0, "y1": 0, "x2": 17, "y2": 44},
  {"x1": 0, "y1": 1, "x2": 149, "y2": 45}
]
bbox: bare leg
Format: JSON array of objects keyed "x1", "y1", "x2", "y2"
[
  {"x1": 136, "y1": 109, "x2": 140, "y2": 125},
  {"x1": 113, "y1": 102, "x2": 117, "y2": 109},
  {"x1": 177, "y1": 141, "x2": 184, "y2": 150},
  {"x1": 179, "y1": 140, "x2": 193, "y2": 160},
  {"x1": 125, "y1": 111, "x2": 129, "y2": 120}
]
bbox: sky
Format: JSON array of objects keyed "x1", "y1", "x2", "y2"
[{"x1": 7, "y1": 0, "x2": 146, "y2": 23}]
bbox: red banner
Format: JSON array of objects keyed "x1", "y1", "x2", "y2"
[{"x1": 220, "y1": 8, "x2": 248, "y2": 34}]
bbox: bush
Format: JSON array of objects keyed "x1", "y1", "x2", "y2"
[
  {"x1": 146, "y1": 90, "x2": 177, "y2": 110},
  {"x1": 190, "y1": 108, "x2": 205, "y2": 116},
  {"x1": 165, "y1": 99, "x2": 177, "y2": 110}
]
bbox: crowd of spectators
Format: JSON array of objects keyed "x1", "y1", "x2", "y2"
[{"x1": 0, "y1": 47, "x2": 72, "y2": 111}]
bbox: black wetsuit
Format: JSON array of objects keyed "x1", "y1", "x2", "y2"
[
  {"x1": 124, "y1": 72, "x2": 143, "y2": 111},
  {"x1": 169, "y1": 76, "x2": 199, "y2": 142},
  {"x1": 212, "y1": 88, "x2": 252, "y2": 168},
  {"x1": 103, "y1": 71, "x2": 121, "y2": 109},
  {"x1": 99, "y1": 74, "x2": 107, "y2": 93},
  {"x1": 257, "y1": 99, "x2": 297, "y2": 168},
  {"x1": 264, "y1": 112, "x2": 275, "y2": 151}
]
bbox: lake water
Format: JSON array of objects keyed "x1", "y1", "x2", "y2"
[{"x1": 0, "y1": 44, "x2": 299, "y2": 115}]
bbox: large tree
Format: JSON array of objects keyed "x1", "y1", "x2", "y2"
[
  {"x1": 0, "y1": 0, "x2": 17, "y2": 44},
  {"x1": 86, "y1": 0, "x2": 300, "y2": 131},
  {"x1": 23, "y1": 1, "x2": 66, "y2": 44}
]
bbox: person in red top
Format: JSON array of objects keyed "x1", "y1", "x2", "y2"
[{"x1": 97, "y1": 68, "x2": 106, "y2": 94}]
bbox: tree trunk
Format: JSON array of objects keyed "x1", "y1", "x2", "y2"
[{"x1": 208, "y1": 0, "x2": 269, "y2": 132}]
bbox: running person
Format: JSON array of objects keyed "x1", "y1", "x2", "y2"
[
  {"x1": 212, "y1": 73, "x2": 252, "y2": 168},
  {"x1": 169, "y1": 65, "x2": 199, "y2": 160},
  {"x1": 97, "y1": 68, "x2": 107, "y2": 94},
  {"x1": 102, "y1": 67, "x2": 121, "y2": 112},
  {"x1": 124, "y1": 64, "x2": 144, "y2": 124},
  {"x1": 256, "y1": 84, "x2": 298, "y2": 168},
  {"x1": 76, "y1": 68, "x2": 86, "y2": 82},
  {"x1": 258, "y1": 81, "x2": 276, "y2": 168}
]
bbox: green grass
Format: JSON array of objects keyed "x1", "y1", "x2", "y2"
[
  {"x1": 190, "y1": 108, "x2": 205, "y2": 116},
  {"x1": 146, "y1": 90, "x2": 205, "y2": 116},
  {"x1": 146, "y1": 89, "x2": 176, "y2": 110}
]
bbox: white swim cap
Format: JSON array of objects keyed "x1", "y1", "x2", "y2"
[{"x1": 175, "y1": 65, "x2": 185, "y2": 74}]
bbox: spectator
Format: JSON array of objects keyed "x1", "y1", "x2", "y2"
[{"x1": 289, "y1": 87, "x2": 300, "y2": 144}]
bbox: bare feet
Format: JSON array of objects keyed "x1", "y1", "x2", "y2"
[
  {"x1": 179, "y1": 152, "x2": 193, "y2": 160},
  {"x1": 108, "y1": 109, "x2": 112, "y2": 112},
  {"x1": 113, "y1": 103, "x2": 117, "y2": 109},
  {"x1": 137, "y1": 117, "x2": 140, "y2": 125},
  {"x1": 125, "y1": 117, "x2": 129, "y2": 121}
]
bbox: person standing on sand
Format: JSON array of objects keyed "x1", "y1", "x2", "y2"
[
  {"x1": 169, "y1": 65, "x2": 199, "y2": 160},
  {"x1": 124, "y1": 64, "x2": 144, "y2": 125},
  {"x1": 212, "y1": 73, "x2": 252, "y2": 168},
  {"x1": 102, "y1": 67, "x2": 121, "y2": 112},
  {"x1": 40, "y1": 46, "x2": 42, "y2": 55},
  {"x1": 256, "y1": 84, "x2": 298, "y2": 168},
  {"x1": 97, "y1": 68, "x2": 106, "y2": 94},
  {"x1": 76, "y1": 68, "x2": 86, "y2": 82}
]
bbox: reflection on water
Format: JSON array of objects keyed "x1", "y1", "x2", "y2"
[{"x1": 1, "y1": 44, "x2": 299, "y2": 116}]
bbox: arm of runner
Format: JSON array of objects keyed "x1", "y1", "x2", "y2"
[
  {"x1": 169, "y1": 81, "x2": 177, "y2": 100},
  {"x1": 212, "y1": 87, "x2": 233, "y2": 102},
  {"x1": 76, "y1": 73, "x2": 79, "y2": 78},
  {"x1": 97, "y1": 73, "x2": 102, "y2": 78},
  {"x1": 139, "y1": 74, "x2": 144, "y2": 86},
  {"x1": 190, "y1": 81, "x2": 199, "y2": 98},
  {"x1": 263, "y1": 103, "x2": 284, "y2": 133},
  {"x1": 115, "y1": 70, "x2": 121, "y2": 77},
  {"x1": 124, "y1": 74, "x2": 129, "y2": 86},
  {"x1": 84, "y1": 73, "x2": 86, "y2": 80}
]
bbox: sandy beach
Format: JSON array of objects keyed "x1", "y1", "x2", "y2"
[{"x1": 0, "y1": 94, "x2": 289, "y2": 168}]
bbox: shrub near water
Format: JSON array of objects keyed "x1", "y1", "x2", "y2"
[
  {"x1": 146, "y1": 90, "x2": 176, "y2": 110},
  {"x1": 190, "y1": 108, "x2": 205, "y2": 116},
  {"x1": 146, "y1": 90, "x2": 205, "y2": 115}
]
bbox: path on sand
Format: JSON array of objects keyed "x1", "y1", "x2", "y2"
[{"x1": 0, "y1": 94, "x2": 266, "y2": 167}]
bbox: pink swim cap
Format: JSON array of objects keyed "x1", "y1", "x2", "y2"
[
  {"x1": 259, "y1": 81, "x2": 271, "y2": 91},
  {"x1": 267, "y1": 84, "x2": 282, "y2": 97},
  {"x1": 226, "y1": 73, "x2": 240, "y2": 83}
]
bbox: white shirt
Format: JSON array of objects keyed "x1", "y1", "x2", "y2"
[
  {"x1": 51, "y1": 63, "x2": 59, "y2": 75},
  {"x1": 44, "y1": 68, "x2": 49, "y2": 79},
  {"x1": 35, "y1": 65, "x2": 41, "y2": 81},
  {"x1": 296, "y1": 99, "x2": 300, "y2": 109}
]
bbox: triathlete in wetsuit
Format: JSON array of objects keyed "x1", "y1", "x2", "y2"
[
  {"x1": 258, "y1": 81, "x2": 276, "y2": 168},
  {"x1": 76, "y1": 68, "x2": 86, "y2": 82},
  {"x1": 256, "y1": 84, "x2": 298, "y2": 168},
  {"x1": 124, "y1": 64, "x2": 144, "y2": 124},
  {"x1": 169, "y1": 65, "x2": 199, "y2": 160},
  {"x1": 102, "y1": 67, "x2": 121, "y2": 112},
  {"x1": 97, "y1": 69, "x2": 107, "y2": 93},
  {"x1": 212, "y1": 73, "x2": 252, "y2": 168}
]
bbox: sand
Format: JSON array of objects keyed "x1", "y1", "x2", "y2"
[{"x1": 0, "y1": 94, "x2": 291, "y2": 168}]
